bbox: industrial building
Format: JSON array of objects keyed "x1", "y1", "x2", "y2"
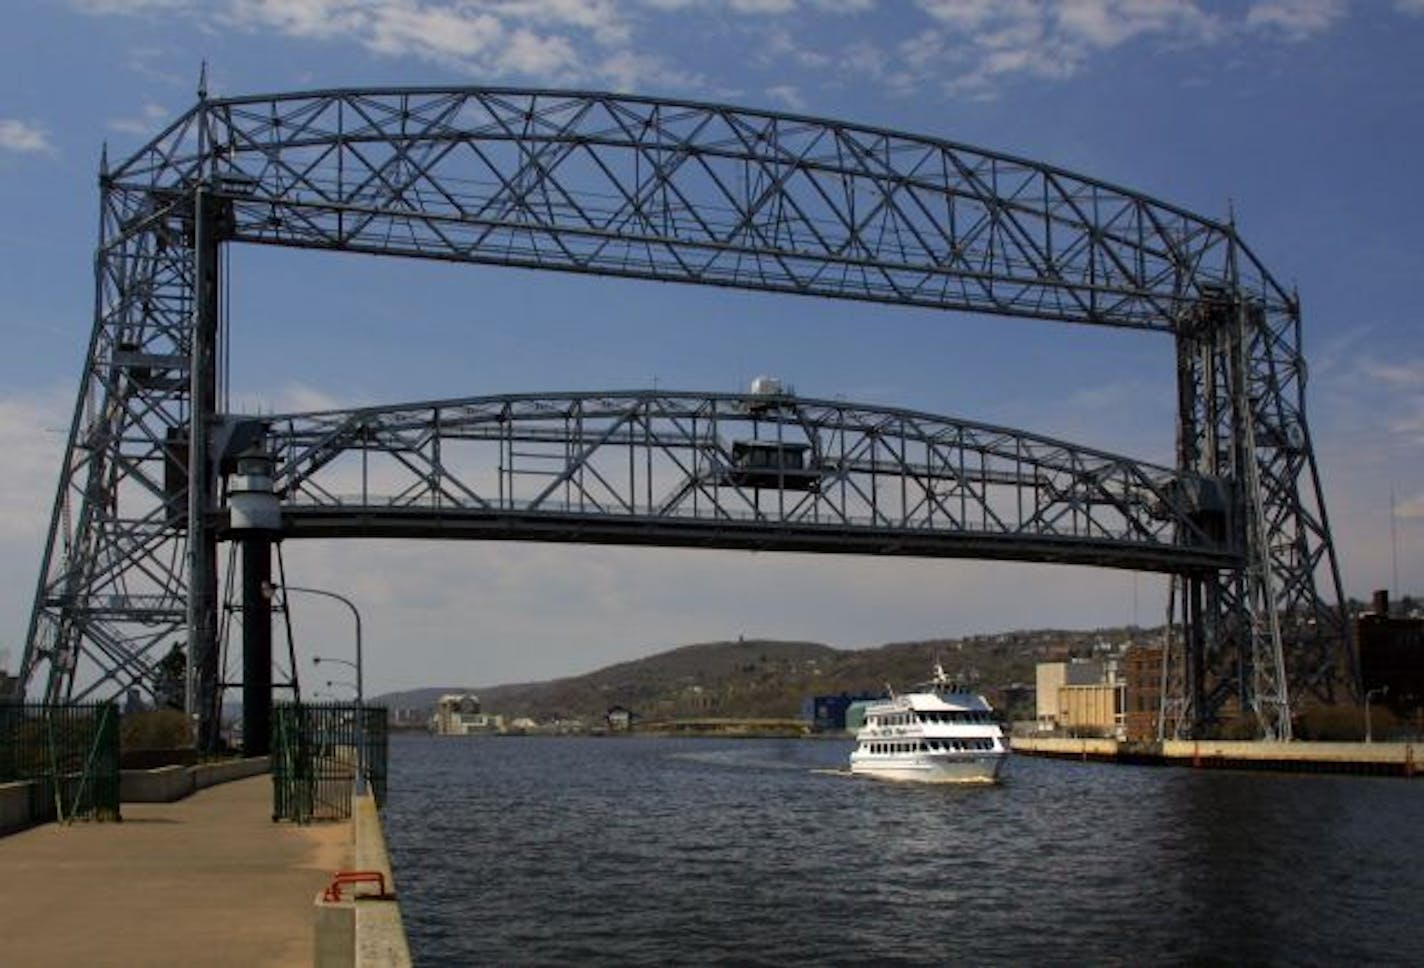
[
  {"x1": 1358, "y1": 590, "x2": 1424, "y2": 719},
  {"x1": 430, "y1": 694, "x2": 504, "y2": 736},
  {"x1": 1035, "y1": 658, "x2": 1125, "y2": 738},
  {"x1": 803, "y1": 692, "x2": 883, "y2": 732},
  {"x1": 1120, "y1": 644, "x2": 1165, "y2": 740}
]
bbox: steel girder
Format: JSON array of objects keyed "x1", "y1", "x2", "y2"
[
  {"x1": 251, "y1": 390, "x2": 1236, "y2": 573},
  {"x1": 19, "y1": 88, "x2": 1350, "y2": 739}
]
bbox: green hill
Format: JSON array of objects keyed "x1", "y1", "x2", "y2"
[{"x1": 374, "y1": 625, "x2": 1157, "y2": 725}]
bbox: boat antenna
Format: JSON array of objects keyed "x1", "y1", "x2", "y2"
[{"x1": 933, "y1": 660, "x2": 951, "y2": 690}]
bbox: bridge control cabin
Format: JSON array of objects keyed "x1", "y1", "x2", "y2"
[{"x1": 722, "y1": 440, "x2": 821, "y2": 492}]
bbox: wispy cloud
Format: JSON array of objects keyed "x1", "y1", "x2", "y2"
[
  {"x1": 764, "y1": 83, "x2": 807, "y2": 111},
  {"x1": 73, "y1": 0, "x2": 190, "y2": 11},
  {"x1": 107, "y1": 101, "x2": 171, "y2": 136},
  {"x1": 230, "y1": 381, "x2": 360, "y2": 416},
  {"x1": 895, "y1": 1, "x2": 1226, "y2": 98},
  {"x1": 1246, "y1": 0, "x2": 1348, "y2": 40},
  {"x1": 73, "y1": 0, "x2": 1400, "y2": 102},
  {"x1": 77, "y1": 0, "x2": 701, "y2": 89},
  {"x1": 1358, "y1": 358, "x2": 1424, "y2": 390},
  {"x1": 0, "y1": 390, "x2": 70, "y2": 541},
  {"x1": 0, "y1": 119, "x2": 54, "y2": 154}
]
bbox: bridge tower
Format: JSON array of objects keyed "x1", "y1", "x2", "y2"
[{"x1": 16, "y1": 88, "x2": 1354, "y2": 742}]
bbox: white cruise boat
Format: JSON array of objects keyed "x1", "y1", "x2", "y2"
[{"x1": 849, "y1": 664, "x2": 1008, "y2": 783}]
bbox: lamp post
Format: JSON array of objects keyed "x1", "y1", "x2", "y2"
[
  {"x1": 1365, "y1": 686, "x2": 1388, "y2": 743},
  {"x1": 314, "y1": 654, "x2": 360, "y2": 685},
  {"x1": 322, "y1": 677, "x2": 359, "y2": 696},
  {"x1": 263, "y1": 581, "x2": 366, "y2": 793}
]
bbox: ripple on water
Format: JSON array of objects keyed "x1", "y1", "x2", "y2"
[{"x1": 383, "y1": 736, "x2": 1423, "y2": 966}]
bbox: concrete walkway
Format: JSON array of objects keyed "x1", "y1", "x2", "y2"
[{"x1": 0, "y1": 774, "x2": 350, "y2": 967}]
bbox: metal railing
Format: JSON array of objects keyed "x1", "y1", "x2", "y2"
[
  {"x1": 0, "y1": 702, "x2": 120, "y2": 822},
  {"x1": 271, "y1": 702, "x2": 387, "y2": 823}
]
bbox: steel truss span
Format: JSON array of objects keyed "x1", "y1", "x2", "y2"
[
  {"x1": 258, "y1": 390, "x2": 1237, "y2": 573},
  {"x1": 20, "y1": 87, "x2": 1350, "y2": 741}
]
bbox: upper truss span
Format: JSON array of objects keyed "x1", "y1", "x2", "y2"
[
  {"x1": 246, "y1": 389, "x2": 1239, "y2": 575},
  {"x1": 111, "y1": 86, "x2": 1290, "y2": 330}
]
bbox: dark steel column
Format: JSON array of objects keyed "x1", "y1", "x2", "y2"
[
  {"x1": 241, "y1": 535, "x2": 273, "y2": 757},
  {"x1": 187, "y1": 186, "x2": 222, "y2": 753}
]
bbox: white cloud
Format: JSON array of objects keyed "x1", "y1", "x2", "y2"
[
  {"x1": 231, "y1": 381, "x2": 353, "y2": 416},
  {"x1": 764, "y1": 83, "x2": 807, "y2": 110},
  {"x1": 72, "y1": 0, "x2": 191, "y2": 11},
  {"x1": 925, "y1": 0, "x2": 1224, "y2": 96},
  {"x1": 74, "y1": 0, "x2": 1383, "y2": 103},
  {"x1": 85, "y1": 0, "x2": 699, "y2": 89},
  {"x1": 1397, "y1": 0, "x2": 1424, "y2": 14},
  {"x1": 0, "y1": 119, "x2": 54, "y2": 154},
  {"x1": 596, "y1": 48, "x2": 710, "y2": 93},
  {"x1": 106, "y1": 101, "x2": 171, "y2": 136},
  {"x1": 0, "y1": 392, "x2": 69, "y2": 541},
  {"x1": 1246, "y1": 0, "x2": 1347, "y2": 40},
  {"x1": 1358, "y1": 358, "x2": 1424, "y2": 389},
  {"x1": 919, "y1": 0, "x2": 997, "y2": 29},
  {"x1": 762, "y1": 27, "x2": 834, "y2": 68},
  {"x1": 730, "y1": 0, "x2": 798, "y2": 12},
  {"x1": 495, "y1": 27, "x2": 583, "y2": 77},
  {"x1": 363, "y1": 6, "x2": 504, "y2": 62}
]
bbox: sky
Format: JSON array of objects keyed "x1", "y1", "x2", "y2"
[{"x1": 0, "y1": 0, "x2": 1421, "y2": 696}]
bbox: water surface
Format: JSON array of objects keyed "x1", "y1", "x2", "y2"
[{"x1": 384, "y1": 735, "x2": 1422, "y2": 965}]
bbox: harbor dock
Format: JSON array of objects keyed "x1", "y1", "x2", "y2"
[{"x1": 1011, "y1": 736, "x2": 1421, "y2": 776}]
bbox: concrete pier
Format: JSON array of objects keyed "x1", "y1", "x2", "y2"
[
  {"x1": 1012, "y1": 736, "x2": 1421, "y2": 776},
  {"x1": 0, "y1": 774, "x2": 350, "y2": 967}
]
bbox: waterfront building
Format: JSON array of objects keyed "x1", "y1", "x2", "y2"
[
  {"x1": 1122, "y1": 644, "x2": 1165, "y2": 740},
  {"x1": 802, "y1": 692, "x2": 883, "y2": 732},
  {"x1": 1035, "y1": 658, "x2": 1125, "y2": 737},
  {"x1": 1359, "y1": 589, "x2": 1424, "y2": 719},
  {"x1": 431, "y1": 694, "x2": 504, "y2": 735}
]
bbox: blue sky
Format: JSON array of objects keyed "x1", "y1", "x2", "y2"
[{"x1": 1, "y1": 0, "x2": 1421, "y2": 693}]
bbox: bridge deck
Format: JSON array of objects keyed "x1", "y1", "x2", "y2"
[{"x1": 0, "y1": 775, "x2": 348, "y2": 967}]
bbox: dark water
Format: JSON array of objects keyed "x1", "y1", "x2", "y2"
[{"x1": 383, "y1": 735, "x2": 1422, "y2": 965}]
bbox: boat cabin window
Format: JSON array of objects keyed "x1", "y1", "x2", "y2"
[{"x1": 917, "y1": 710, "x2": 992, "y2": 724}]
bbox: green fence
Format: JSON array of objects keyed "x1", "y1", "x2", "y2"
[
  {"x1": 271, "y1": 702, "x2": 387, "y2": 823},
  {"x1": 0, "y1": 702, "x2": 121, "y2": 823}
]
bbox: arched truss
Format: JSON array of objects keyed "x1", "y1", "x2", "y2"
[
  {"x1": 255, "y1": 390, "x2": 1236, "y2": 573},
  {"x1": 18, "y1": 87, "x2": 1350, "y2": 741}
]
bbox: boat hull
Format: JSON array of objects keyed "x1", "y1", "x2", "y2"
[{"x1": 849, "y1": 752, "x2": 1007, "y2": 784}]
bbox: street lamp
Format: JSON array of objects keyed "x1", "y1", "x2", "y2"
[
  {"x1": 314, "y1": 654, "x2": 360, "y2": 680},
  {"x1": 262, "y1": 581, "x2": 367, "y2": 793},
  {"x1": 1365, "y1": 686, "x2": 1389, "y2": 743}
]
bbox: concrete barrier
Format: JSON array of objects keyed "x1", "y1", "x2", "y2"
[
  {"x1": 120, "y1": 764, "x2": 192, "y2": 803},
  {"x1": 4, "y1": 756, "x2": 273, "y2": 838},
  {"x1": 1162, "y1": 740, "x2": 1418, "y2": 773},
  {"x1": 1012, "y1": 736, "x2": 1420, "y2": 776},
  {"x1": 1010, "y1": 736, "x2": 1121, "y2": 759},
  {"x1": 193, "y1": 756, "x2": 271, "y2": 790},
  {"x1": 0, "y1": 780, "x2": 43, "y2": 836},
  {"x1": 121, "y1": 756, "x2": 271, "y2": 803},
  {"x1": 314, "y1": 791, "x2": 413, "y2": 968}
]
